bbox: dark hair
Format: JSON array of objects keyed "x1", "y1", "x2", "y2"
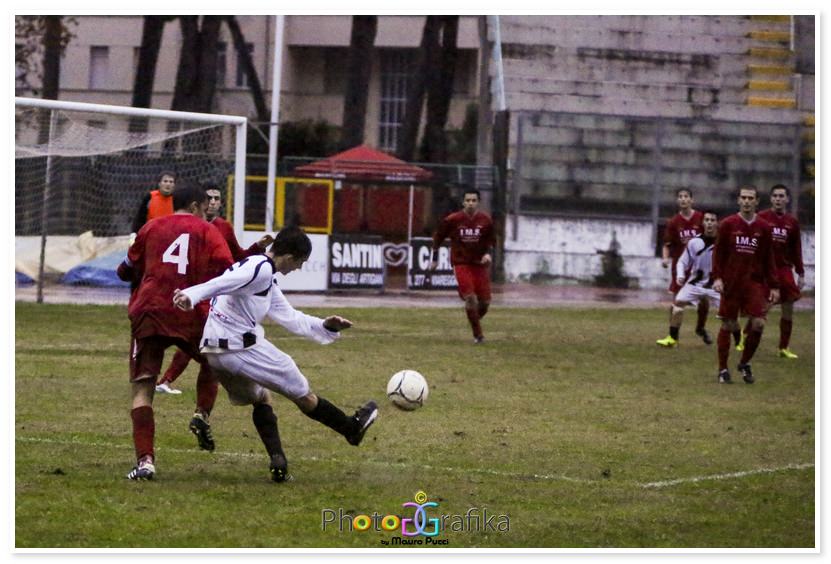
[
  {"x1": 270, "y1": 226, "x2": 312, "y2": 259},
  {"x1": 173, "y1": 185, "x2": 208, "y2": 211},
  {"x1": 203, "y1": 183, "x2": 222, "y2": 197},
  {"x1": 770, "y1": 184, "x2": 791, "y2": 197},
  {"x1": 676, "y1": 188, "x2": 693, "y2": 198},
  {"x1": 158, "y1": 170, "x2": 176, "y2": 183},
  {"x1": 463, "y1": 188, "x2": 481, "y2": 199},
  {"x1": 738, "y1": 185, "x2": 758, "y2": 196},
  {"x1": 701, "y1": 209, "x2": 718, "y2": 219}
]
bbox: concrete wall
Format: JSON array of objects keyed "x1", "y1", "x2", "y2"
[{"x1": 503, "y1": 214, "x2": 815, "y2": 290}]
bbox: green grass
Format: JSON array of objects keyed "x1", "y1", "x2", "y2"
[{"x1": 15, "y1": 302, "x2": 815, "y2": 548}]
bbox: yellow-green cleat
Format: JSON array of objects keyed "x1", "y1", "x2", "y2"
[
  {"x1": 735, "y1": 332, "x2": 746, "y2": 352},
  {"x1": 778, "y1": 348, "x2": 799, "y2": 359},
  {"x1": 656, "y1": 335, "x2": 678, "y2": 348}
]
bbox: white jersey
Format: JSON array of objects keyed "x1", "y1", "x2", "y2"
[
  {"x1": 676, "y1": 235, "x2": 716, "y2": 289},
  {"x1": 180, "y1": 255, "x2": 339, "y2": 351}
]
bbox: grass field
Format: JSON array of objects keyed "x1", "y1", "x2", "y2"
[{"x1": 15, "y1": 301, "x2": 815, "y2": 549}]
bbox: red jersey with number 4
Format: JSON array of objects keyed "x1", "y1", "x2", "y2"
[
  {"x1": 127, "y1": 214, "x2": 233, "y2": 342},
  {"x1": 757, "y1": 209, "x2": 804, "y2": 276},
  {"x1": 712, "y1": 213, "x2": 778, "y2": 293},
  {"x1": 211, "y1": 216, "x2": 263, "y2": 262},
  {"x1": 433, "y1": 211, "x2": 495, "y2": 266}
]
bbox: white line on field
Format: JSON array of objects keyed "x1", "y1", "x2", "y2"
[
  {"x1": 637, "y1": 463, "x2": 815, "y2": 489},
  {"x1": 16, "y1": 436, "x2": 814, "y2": 489}
]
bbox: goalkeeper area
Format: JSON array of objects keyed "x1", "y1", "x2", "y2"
[{"x1": 15, "y1": 98, "x2": 247, "y2": 298}]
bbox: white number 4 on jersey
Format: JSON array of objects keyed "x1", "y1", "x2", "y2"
[{"x1": 162, "y1": 233, "x2": 190, "y2": 274}]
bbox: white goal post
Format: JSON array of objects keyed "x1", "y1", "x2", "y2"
[{"x1": 15, "y1": 97, "x2": 248, "y2": 303}]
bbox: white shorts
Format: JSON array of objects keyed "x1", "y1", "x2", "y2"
[
  {"x1": 675, "y1": 284, "x2": 721, "y2": 309},
  {"x1": 203, "y1": 340, "x2": 310, "y2": 406}
]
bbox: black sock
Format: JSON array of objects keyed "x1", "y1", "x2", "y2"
[
  {"x1": 733, "y1": 330, "x2": 742, "y2": 345},
  {"x1": 669, "y1": 326, "x2": 680, "y2": 340},
  {"x1": 305, "y1": 397, "x2": 356, "y2": 437},
  {"x1": 252, "y1": 403, "x2": 284, "y2": 457}
]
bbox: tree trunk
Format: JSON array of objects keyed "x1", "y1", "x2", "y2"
[
  {"x1": 41, "y1": 16, "x2": 62, "y2": 101},
  {"x1": 194, "y1": 15, "x2": 222, "y2": 113},
  {"x1": 340, "y1": 16, "x2": 377, "y2": 150},
  {"x1": 225, "y1": 16, "x2": 269, "y2": 122},
  {"x1": 132, "y1": 16, "x2": 168, "y2": 109},
  {"x1": 130, "y1": 16, "x2": 169, "y2": 133},
  {"x1": 171, "y1": 16, "x2": 200, "y2": 113},
  {"x1": 396, "y1": 16, "x2": 442, "y2": 162},
  {"x1": 422, "y1": 16, "x2": 458, "y2": 163}
]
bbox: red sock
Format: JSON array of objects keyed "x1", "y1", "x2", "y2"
[
  {"x1": 477, "y1": 302, "x2": 490, "y2": 319},
  {"x1": 696, "y1": 301, "x2": 709, "y2": 332},
  {"x1": 131, "y1": 406, "x2": 155, "y2": 462},
  {"x1": 740, "y1": 330, "x2": 763, "y2": 364},
  {"x1": 159, "y1": 349, "x2": 191, "y2": 385},
  {"x1": 779, "y1": 318, "x2": 793, "y2": 350},
  {"x1": 196, "y1": 363, "x2": 218, "y2": 416},
  {"x1": 465, "y1": 306, "x2": 482, "y2": 338},
  {"x1": 717, "y1": 328, "x2": 731, "y2": 370}
]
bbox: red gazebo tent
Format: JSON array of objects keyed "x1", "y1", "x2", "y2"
[{"x1": 293, "y1": 145, "x2": 434, "y2": 236}]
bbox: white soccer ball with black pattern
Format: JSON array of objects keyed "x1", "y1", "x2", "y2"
[{"x1": 387, "y1": 370, "x2": 428, "y2": 411}]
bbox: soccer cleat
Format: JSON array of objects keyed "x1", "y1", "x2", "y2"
[
  {"x1": 346, "y1": 400, "x2": 378, "y2": 446},
  {"x1": 695, "y1": 328, "x2": 713, "y2": 345},
  {"x1": 779, "y1": 348, "x2": 799, "y2": 360},
  {"x1": 473, "y1": 336, "x2": 485, "y2": 344},
  {"x1": 155, "y1": 382, "x2": 182, "y2": 395},
  {"x1": 269, "y1": 453, "x2": 291, "y2": 483},
  {"x1": 718, "y1": 369, "x2": 732, "y2": 384},
  {"x1": 656, "y1": 335, "x2": 678, "y2": 348},
  {"x1": 189, "y1": 413, "x2": 215, "y2": 451},
  {"x1": 738, "y1": 363, "x2": 755, "y2": 384},
  {"x1": 126, "y1": 458, "x2": 155, "y2": 481},
  {"x1": 735, "y1": 332, "x2": 746, "y2": 352}
]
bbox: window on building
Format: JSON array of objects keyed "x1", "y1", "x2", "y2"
[
  {"x1": 216, "y1": 42, "x2": 227, "y2": 88},
  {"x1": 89, "y1": 46, "x2": 110, "y2": 89},
  {"x1": 378, "y1": 50, "x2": 415, "y2": 153},
  {"x1": 236, "y1": 42, "x2": 253, "y2": 87},
  {"x1": 453, "y1": 50, "x2": 474, "y2": 95}
]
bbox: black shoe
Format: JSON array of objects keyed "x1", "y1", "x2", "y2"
[
  {"x1": 189, "y1": 413, "x2": 215, "y2": 451},
  {"x1": 269, "y1": 453, "x2": 291, "y2": 483},
  {"x1": 738, "y1": 363, "x2": 754, "y2": 384},
  {"x1": 696, "y1": 328, "x2": 713, "y2": 345},
  {"x1": 718, "y1": 369, "x2": 732, "y2": 384},
  {"x1": 346, "y1": 400, "x2": 378, "y2": 446},
  {"x1": 126, "y1": 457, "x2": 155, "y2": 480},
  {"x1": 473, "y1": 336, "x2": 485, "y2": 344}
]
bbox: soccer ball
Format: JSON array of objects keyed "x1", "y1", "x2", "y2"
[{"x1": 386, "y1": 370, "x2": 428, "y2": 411}]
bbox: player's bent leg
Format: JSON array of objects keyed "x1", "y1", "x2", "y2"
[
  {"x1": 297, "y1": 392, "x2": 378, "y2": 447},
  {"x1": 156, "y1": 349, "x2": 190, "y2": 394},
  {"x1": 463, "y1": 295, "x2": 483, "y2": 343},
  {"x1": 657, "y1": 303, "x2": 685, "y2": 347}
]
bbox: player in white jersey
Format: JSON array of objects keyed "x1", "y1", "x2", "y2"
[
  {"x1": 173, "y1": 226, "x2": 378, "y2": 482},
  {"x1": 656, "y1": 211, "x2": 720, "y2": 348}
]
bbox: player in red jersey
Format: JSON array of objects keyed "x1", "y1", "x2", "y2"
[
  {"x1": 712, "y1": 186, "x2": 780, "y2": 385},
  {"x1": 117, "y1": 185, "x2": 233, "y2": 480},
  {"x1": 756, "y1": 184, "x2": 805, "y2": 359},
  {"x1": 155, "y1": 185, "x2": 273, "y2": 394},
  {"x1": 657, "y1": 189, "x2": 712, "y2": 346},
  {"x1": 430, "y1": 189, "x2": 495, "y2": 344}
]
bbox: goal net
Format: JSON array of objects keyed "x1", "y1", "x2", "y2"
[{"x1": 15, "y1": 97, "x2": 246, "y2": 303}]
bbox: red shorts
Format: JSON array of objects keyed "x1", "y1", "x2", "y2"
[
  {"x1": 718, "y1": 281, "x2": 771, "y2": 320},
  {"x1": 774, "y1": 267, "x2": 801, "y2": 304},
  {"x1": 454, "y1": 264, "x2": 492, "y2": 302},
  {"x1": 129, "y1": 335, "x2": 202, "y2": 383}
]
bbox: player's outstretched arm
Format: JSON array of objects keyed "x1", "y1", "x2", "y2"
[{"x1": 173, "y1": 289, "x2": 193, "y2": 311}]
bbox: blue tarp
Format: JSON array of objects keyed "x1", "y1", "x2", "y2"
[
  {"x1": 61, "y1": 250, "x2": 130, "y2": 287},
  {"x1": 16, "y1": 271, "x2": 34, "y2": 286}
]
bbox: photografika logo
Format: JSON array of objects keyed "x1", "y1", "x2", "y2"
[{"x1": 321, "y1": 490, "x2": 510, "y2": 546}]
